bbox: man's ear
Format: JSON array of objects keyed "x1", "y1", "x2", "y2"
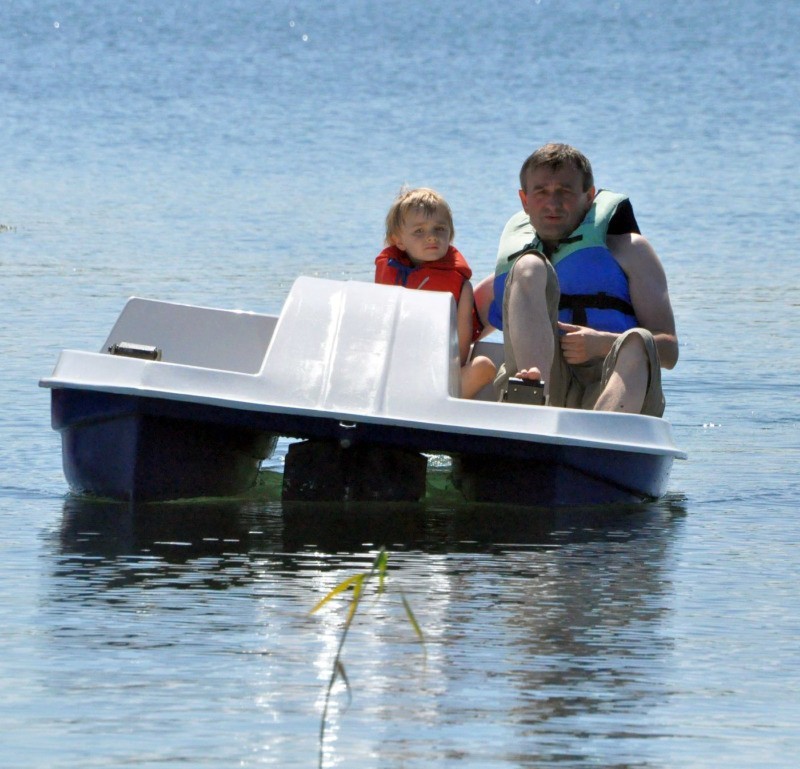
[{"x1": 518, "y1": 189, "x2": 529, "y2": 213}]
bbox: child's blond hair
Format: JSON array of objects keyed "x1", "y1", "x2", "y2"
[{"x1": 384, "y1": 187, "x2": 455, "y2": 245}]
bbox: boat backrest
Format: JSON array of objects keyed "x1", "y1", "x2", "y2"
[
  {"x1": 102, "y1": 298, "x2": 277, "y2": 374},
  {"x1": 258, "y1": 277, "x2": 460, "y2": 414}
]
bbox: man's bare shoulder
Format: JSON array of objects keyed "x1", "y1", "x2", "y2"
[{"x1": 607, "y1": 232, "x2": 661, "y2": 273}]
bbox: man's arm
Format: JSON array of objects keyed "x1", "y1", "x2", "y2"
[
  {"x1": 610, "y1": 233, "x2": 679, "y2": 369},
  {"x1": 472, "y1": 273, "x2": 496, "y2": 336}
]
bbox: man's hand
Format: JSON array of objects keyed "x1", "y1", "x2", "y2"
[{"x1": 557, "y1": 322, "x2": 615, "y2": 365}]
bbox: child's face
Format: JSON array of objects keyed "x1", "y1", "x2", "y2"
[{"x1": 392, "y1": 208, "x2": 451, "y2": 265}]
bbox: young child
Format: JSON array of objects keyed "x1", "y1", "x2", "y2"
[{"x1": 375, "y1": 187, "x2": 496, "y2": 399}]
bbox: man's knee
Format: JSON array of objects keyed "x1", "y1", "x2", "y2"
[
  {"x1": 506, "y1": 252, "x2": 549, "y2": 300},
  {"x1": 617, "y1": 330, "x2": 648, "y2": 363},
  {"x1": 511, "y1": 252, "x2": 548, "y2": 282},
  {"x1": 610, "y1": 330, "x2": 655, "y2": 387},
  {"x1": 614, "y1": 329, "x2": 664, "y2": 417}
]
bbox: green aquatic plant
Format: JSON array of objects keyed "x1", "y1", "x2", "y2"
[{"x1": 310, "y1": 548, "x2": 425, "y2": 767}]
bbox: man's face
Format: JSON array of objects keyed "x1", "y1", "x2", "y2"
[{"x1": 519, "y1": 164, "x2": 595, "y2": 245}]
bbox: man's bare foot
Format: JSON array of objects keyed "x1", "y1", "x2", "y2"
[{"x1": 515, "y1": 367, "x2": 543, "y2": 381}]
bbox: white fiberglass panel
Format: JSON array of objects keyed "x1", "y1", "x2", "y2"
[
  {"x1": 259, "y1": 277, "x2": 459, "y2": 414},
  {"x1": 103, "y1": 297, "x2": 277, "y2": 374}
]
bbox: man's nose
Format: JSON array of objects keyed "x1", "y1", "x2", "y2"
[{"x1": 547, "y1": 192, "x2": 565, "y2": 209}]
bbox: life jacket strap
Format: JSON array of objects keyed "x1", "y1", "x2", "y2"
[
  {"x1": 387, "y1": 257, "x2": 416, "y2": 286},
  {"x1": 559, "y1": 292, "x2": 636, "y2": 326}
]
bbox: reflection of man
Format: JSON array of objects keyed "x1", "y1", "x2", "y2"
[{"x1": 487, "y1": 143, "x2": 678, "y2": 415}]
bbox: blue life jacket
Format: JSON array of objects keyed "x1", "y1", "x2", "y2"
[{"x1": 489, "y1": 190, "x2": 638, "y2": 332}]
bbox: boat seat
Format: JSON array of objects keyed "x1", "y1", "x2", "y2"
[{"x1": 102, "y1": 298, "x2": 277, "y2": 374}]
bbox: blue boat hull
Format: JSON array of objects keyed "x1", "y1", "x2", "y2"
[
  {"x1": 52, "y1": 389, "x2": 276, "y2": 502},
  {"x1": 51, "y1": 387, "x2": 673, "y2": 504}
]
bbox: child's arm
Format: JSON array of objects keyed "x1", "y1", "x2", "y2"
[{"x1": 456, "y1": 281, "x2": 476, "y2": 365}]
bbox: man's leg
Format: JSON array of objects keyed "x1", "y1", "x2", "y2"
[
  {"x1": 594, "y1": 329, "x2": 664, "y2": 416},
  {"x1": 502, "y1": 253, "x2": 556, "y2": 393}
]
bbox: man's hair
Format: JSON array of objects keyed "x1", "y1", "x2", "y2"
[
  {"x1": 385, "y1": 187, "x2": 455, "y2": 244},
  {"x1": 519, "y1": 143, "x2": 594, "y2": 192}
]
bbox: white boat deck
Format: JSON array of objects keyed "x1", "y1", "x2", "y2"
[{"x1": 40, "y1": 277, "x2": 686, "y2": 459}]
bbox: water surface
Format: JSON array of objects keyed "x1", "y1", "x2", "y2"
[{"x1": 1, "y1": 1, "x2": 798, "y2": 766}]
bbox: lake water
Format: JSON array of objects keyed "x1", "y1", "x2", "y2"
[{"x1": 2, "y1": 0, "x2": 799, "y2": 766}]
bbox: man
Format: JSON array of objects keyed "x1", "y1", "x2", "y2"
[{"x1": 485, "y1": 143, "x2": 678, "y2": 415}]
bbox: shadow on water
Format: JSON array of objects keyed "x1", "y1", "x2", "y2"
[{"x1": 57, "y1": 484, "x2": 688, "y2": 564}]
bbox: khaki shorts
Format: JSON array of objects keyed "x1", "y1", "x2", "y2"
[{"x1": 494, "y1": 253, "x2": 665, "y2": 417}]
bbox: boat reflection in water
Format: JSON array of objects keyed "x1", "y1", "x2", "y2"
[{"x1": 52, "y1": 489, "x2": 686, "y2": 766}]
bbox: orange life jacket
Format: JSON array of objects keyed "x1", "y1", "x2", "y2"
[{"x1": 374, "y1": 245, "x2": 483, "y2": 341}]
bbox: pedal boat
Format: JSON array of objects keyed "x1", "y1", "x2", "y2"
[{"x1": 40, "y1": 276, "x2": 686, "y2": 504}]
